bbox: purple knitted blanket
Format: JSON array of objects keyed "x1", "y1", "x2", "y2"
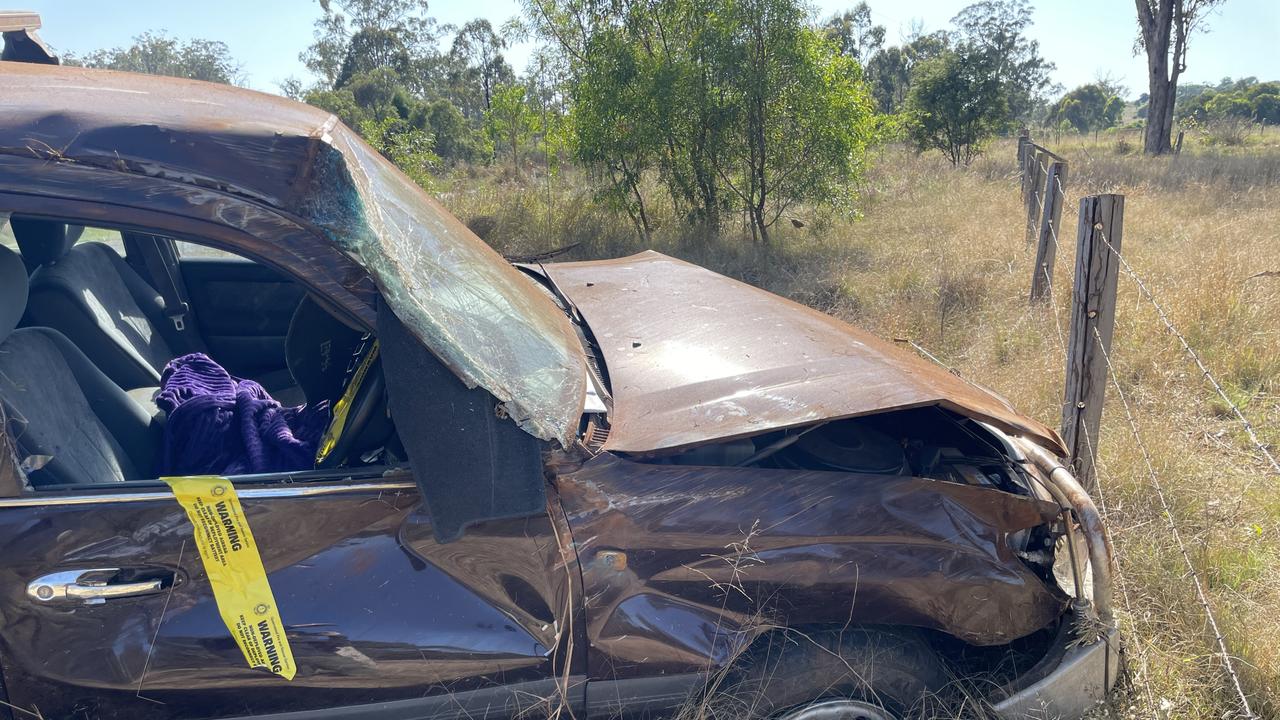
[{"x1": 156, "y1": 353, "x2": 330, "y2": 476}]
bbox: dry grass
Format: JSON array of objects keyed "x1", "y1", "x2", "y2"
[{"x1": 446, "y1": 134, "x2": 1280, "y2": 719}]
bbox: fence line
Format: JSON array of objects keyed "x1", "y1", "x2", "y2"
[
  {"x1": 1032, "y1": 161, "x2": 1069, "y2": 351},
  {"x1": 1090, "y1": 320, "x2": 1258, "y2": 720},
  {"x1": 1093, "y1": 230, "x2": 1280, "y2": 478},
  {"x1": 891, "y1": 337, "x2": 961, "y2": 376},
  {"x1": 1023, "y1": 138, "x2": 1275, "y2": 481},
  {"x1": 1030, "y1": 175, "x2": 1163, "y2": 713},
  {"x1": 1018, "y1": 137, "x2": 1267, "y2": 716}
]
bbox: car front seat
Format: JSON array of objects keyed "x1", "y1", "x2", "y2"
[
  {"x1": 0, "y1": 246, "x2": 158, "y2": 486},
  {"x1": 12, "y1": 217, "x2": 202, "y2": 391}
]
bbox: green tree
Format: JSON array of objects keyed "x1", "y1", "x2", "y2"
[
  {"x1": 717, "y1": 0, "x2": 875, "y2": 242},
  {"x1": 304, "y1": 86, "x2": 367, "y2": 128},
  {"x1": 1254, "y1": 94, "x2": 1280, "y2": 124},
  {"x1": 530, "y1": 0, "x2": 877, "y2": 241},
  {"x1": 301, "y1": 0, "x2": 438, "y2": 90},
  {"x1": 411, "y1": 99, "x2": 489, "y2": 163},
  {"x1": 1178, "y1": 79, "x2": 1280, "y2": 124},
  {"x1": 569, "y1": 24, "x2": 662, "y2": 237},
  {"x1": 907, "y1": 45, "x2": 1010, "y2": 165},
  {"x1": 358, "y1": 116, "x2": 439, "y2": 188},
  {"x1": 822, "y1": 3, "x2": 885, "y2": 64},
  {"x1": 864, "y1": 31, "x2": 948, "y2": 114},
  {"x1": 1206, "y1": 93, "x2": 1253, "y2": 119},
  {"x1": 448, "y1": 20, "x2": 514, "y2": 117},
  {"x1": 1134, "y1": 0, "x2": 1225, "y2": 154},
  {"x1": 1050, "y1": 83, "x2": 1126, "y2": 133},
  {"x1": 66, "y1": 32, "x2": 241, "y2": 84},
  {"x1": 950, "y1": 0, "x2": 1054, "y2": 123},
  {"x1": 486, "y1": 84, "x2": 537, "y2": 168},
  {"x1": 335, "y1": 27, "x2": 414, "y2": 87}
]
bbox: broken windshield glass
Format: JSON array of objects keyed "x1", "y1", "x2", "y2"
[{"x1": 299, "y1": 126, "x2": 586, "y2": 447}]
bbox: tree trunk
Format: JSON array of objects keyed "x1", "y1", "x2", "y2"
[
  {"x1": 1135, "y1": 0, "x2": 1177, "y2": 154},
  {"x1": 614, "y1": 160, "x2": 652, "y2": 241},
  {"x1": 1145, "y1": 77, "x2": 1174, "y2": 154},
  {"x1": 751, "y1": 96, "x2": 769, "y2": 243}
]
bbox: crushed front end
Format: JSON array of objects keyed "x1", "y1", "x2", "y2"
[{"x1": 555, "y1": 409, "x2": 1118, "y2": 717}]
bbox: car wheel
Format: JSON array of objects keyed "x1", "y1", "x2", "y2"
[
  {"x1": 716, "y1": 628, "x2": 948, "y2": 720},
  {"x1": 777, "y1": 698, "x2": 901, "y2": 720}
]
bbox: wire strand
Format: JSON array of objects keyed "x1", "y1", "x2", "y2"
[
  {"x1": 1091, "y1": 324, "x2": 1257, "y2": 720},
  {"x1": 1096, "y1": 229, "x2": 1280, "y2": 477}
]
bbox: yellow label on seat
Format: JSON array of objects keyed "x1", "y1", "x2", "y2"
[{"x1": 163, "y1": 476, "x2": 296, "y2": 680}]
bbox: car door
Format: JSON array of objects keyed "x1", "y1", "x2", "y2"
[{"x1": 0, "y1": 469, "x2": 578, "y2": 720}]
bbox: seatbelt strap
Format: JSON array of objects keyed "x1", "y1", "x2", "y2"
[{"x1": 132, "y1": 234, "x2": 191, "y2": 332}]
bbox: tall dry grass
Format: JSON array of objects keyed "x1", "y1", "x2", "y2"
[{"x1": 445, "y1": 135, "x2": 1280, "y2": 718}]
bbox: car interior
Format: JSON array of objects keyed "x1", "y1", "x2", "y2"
[{"x1": 0, "y1": 214, "x2": 400, "y2": 489}]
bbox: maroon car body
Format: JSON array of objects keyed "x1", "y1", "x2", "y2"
[{"x1": 0, "y1": 19, "x2": 1116, "y2": 720}]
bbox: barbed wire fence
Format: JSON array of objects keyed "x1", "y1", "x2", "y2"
[
  {"x1": 1026, "y1": 160, "x2": 1169, "y2": 717},
  {"x1": 899, "y1": 133, "x2": 1271, "y2": 717},
  {"x1": 1016, "y1": 133, "x2": 1267, "y2": 719}
]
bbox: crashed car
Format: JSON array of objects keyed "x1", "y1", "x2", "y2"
[{"x1": 0, "y1": 15, "x2": 1116, "y2": 720}]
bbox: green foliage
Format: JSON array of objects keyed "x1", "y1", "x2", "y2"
[
  {"x1": 864, "y1": 32, "x2": 948, "y2": 114},
  {"x1": 720, "y1": 5, "x2": 876, "y2": 241},
  {"x1": 65, "y1": 31, "x2": 241, "y2": 84},
  {"x1": 535, "y1": 0, "x2": 877, "y2": 241},
  {"x1": 1206, "y1": 94, "x2": 1254, "y2": 120},
  {"x1": 304, "y1": 87, "x2": 366, "y2": 128},
  {"x1": 1177, "y1": 78, "x2": 1280, "y2": 126},
  {"x1": 357, "y1": 116, "x2": 439, "y2": 189},
  {"x1": 822, "y1": 3, "x2": 885, "y2": 64},
  {"x1": 412, "y1": 99, "x2": 490, "y2": 163},
  {"x1": 486, "y1": 85, "x2": 537, "y2": 167},
  {"x1": 948, "y1": 0, "x2": 1055, "y2": 123},
  {"x1": 447, "y1": 20, "x2": 515, "y2": 118},
  {"x1": 567, "y1": 20, "x2": 663, "y2": 237},
  {"x1": 296, "y1": 0, "x2": 497, "y2": 170},
  {"x1": 859, "y1": 0, "x2": 1050, "y2": 124},
  {"x1": 336, "y1": 27, "x2": 414, "y2": 87},
  {"x1": 301, "y1": 0, "x2": 439, "y2": 89},
  {"x1": 906, "y1": 46, "x2": 1010, "y2": 165},
  {"x1": 1050, "y1": 83, "x2": 1126, "y2": 133},
  {"x1": 1255, "y1": 95, "x2": 1280, "y2": 125}
]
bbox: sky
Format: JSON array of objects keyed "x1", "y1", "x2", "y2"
[{"x1": 19, "y1": 0, "x2": 1280, "y2": 99}]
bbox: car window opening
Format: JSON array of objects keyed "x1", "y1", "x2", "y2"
[{"x1": 0, "y1": 218, "x2": 404, "y2": 492}]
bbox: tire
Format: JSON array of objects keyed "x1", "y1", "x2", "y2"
[{"x1": 711, "y1": 627, "x2": 949, "y2": 720}]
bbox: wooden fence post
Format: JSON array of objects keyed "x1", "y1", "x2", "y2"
[
  {"x1": 1061, "y1": 194, "x2": 1125, "y2": 488},
  {"x1": 1029, "y1": 160, "x2": 1068, "y2": 302},
  {"x1": 1017, "y1": 128, "x2": 1031, "y2": 199},
  {"x1": 1025, "y1": 151, "x2": 1047, "y2": 245}
]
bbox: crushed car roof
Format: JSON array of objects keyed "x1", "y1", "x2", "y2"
[
  {"x1": 545, "y1": 252, "x2": 1067, "y2": 455},
  {"x1": 0, "y1": 61, "x2": 587, "y2": 445}
]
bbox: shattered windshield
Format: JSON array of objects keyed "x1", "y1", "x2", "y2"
[{"x1": 299, "y1": 125, "x2": 586, "y2": 447}]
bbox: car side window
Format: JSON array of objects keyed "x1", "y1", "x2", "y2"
[{"x1": 174, "y1": 239, "x2": 242, "y2": 259}]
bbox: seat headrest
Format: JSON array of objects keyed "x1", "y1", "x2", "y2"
[
  {"x1": 10, "y1": 217, "x2": 82, "y2": 269},
  {"x1": 0, "y1": 246, "x2": 28, "y2": 344}
]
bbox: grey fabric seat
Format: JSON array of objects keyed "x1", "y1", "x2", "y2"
[
  {"x1": 12, "y1": 218, "x2": 304, "y2": 404},
  {"x1": 0, "y1": 246, "x2": 158, "y2": 486},
  {"x1": 13, "y1": 218, "x2": 202, "y2": 391}
]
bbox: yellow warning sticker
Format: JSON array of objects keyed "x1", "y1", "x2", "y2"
[{"x1": 163, "y1": 476, "x2": 297, "y2": 680}]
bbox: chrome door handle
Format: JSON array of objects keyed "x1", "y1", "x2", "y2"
[{"x1": 27, "y1": 568, "x2": 165, "y2": 605}]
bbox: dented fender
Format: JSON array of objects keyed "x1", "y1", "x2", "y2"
[{"x1": 555, "y1": 453, "x2": 1068, "y2": 680}]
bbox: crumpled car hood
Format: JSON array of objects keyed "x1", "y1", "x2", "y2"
[{"x1": 543, "y1": 251, "x2": 1065, "y2": 456}]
